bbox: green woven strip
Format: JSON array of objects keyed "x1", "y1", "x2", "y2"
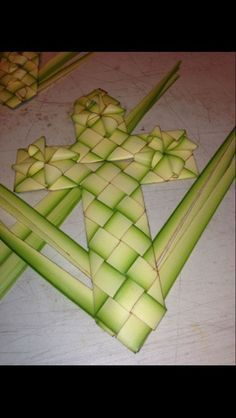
[{"x1": 0, "y1": 52, "x2": 39, "y2": 108}]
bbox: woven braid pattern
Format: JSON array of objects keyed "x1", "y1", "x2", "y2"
[{"x1": 0, "y1": 52, "x2": 39, "y2": 109}]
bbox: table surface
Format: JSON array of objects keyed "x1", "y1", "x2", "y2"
[{"x1": 0, "y1": 52, "x2": 235, "y2": 365}]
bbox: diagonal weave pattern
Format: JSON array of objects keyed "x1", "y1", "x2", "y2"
[
  {"x1": 12, "y1": 88, "x2": 198, "y2": 351},
  {"x1": 0, "y1": 52, "x2": 39, "y2": 109},
  {"x1": 82, "y1": 172, "x2": 166, "y2": 351}
]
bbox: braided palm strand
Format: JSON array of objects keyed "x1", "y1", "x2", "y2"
[{"x1": 0, "y1": 52, "x2": 39, "y2": 109}]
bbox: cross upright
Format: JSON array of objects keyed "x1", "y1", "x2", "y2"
[{"x1": 12, "y1": 86, "x2": 198, "y2": 351}]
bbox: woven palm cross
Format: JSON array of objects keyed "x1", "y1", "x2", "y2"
[{"x1": 12, "y1": 88, "x2": 198, "y2": 351}]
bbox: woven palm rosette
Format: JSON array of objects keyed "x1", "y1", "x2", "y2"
[
  {"x1": 0, "y1": 52, "x2": 39, "y2": 109},
  {"x1": 12, "y1": 89, "x2": 198, "y2": 351}
]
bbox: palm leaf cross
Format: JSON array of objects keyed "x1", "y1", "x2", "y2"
[{"x1": 11, "y1": 85, "x2": 198, "y2": 351}]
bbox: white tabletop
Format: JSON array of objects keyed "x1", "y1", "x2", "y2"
[{"x1": 0, "y1": 52, "x2": 235, "y2": 365}]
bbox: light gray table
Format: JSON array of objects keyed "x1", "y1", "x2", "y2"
[{"x1": 0, "y1": 52, "x2": 235, "y2": 365}]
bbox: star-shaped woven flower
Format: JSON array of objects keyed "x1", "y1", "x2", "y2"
[{"x1": 12, "y1": 138, "x2": 81, "y2": 192}]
